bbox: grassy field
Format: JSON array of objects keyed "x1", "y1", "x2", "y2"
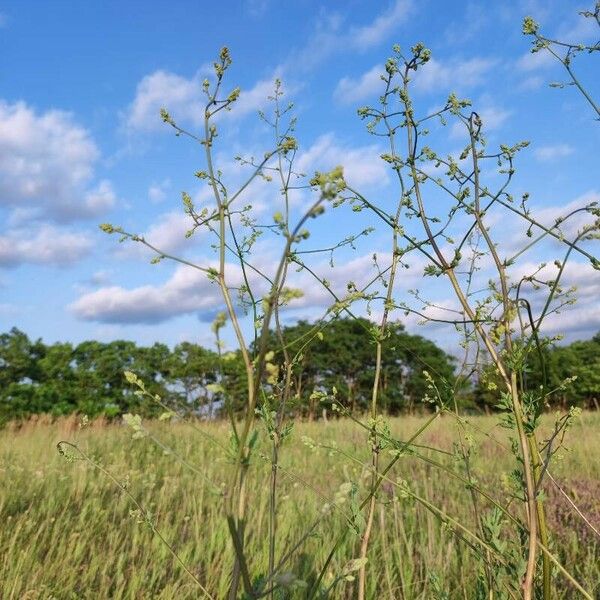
[{"x1": 1, "y1": 412, "x2": 598, "y2": 599}]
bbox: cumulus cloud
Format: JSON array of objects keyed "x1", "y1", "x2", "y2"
[
  {"x1": 125, "y1": 70, "x2": 207, "y2": 132},
  {"x1": 515, "y1": 46, "x2": 558, "y2": 90},
  {"x1": 0, "y1": 225, "x2": 93, "y2": 268},
  {"x1": 516, "y1": 50, "x2": 555, "y2": 72},
  {"x1": 534, "y1": 143, "x2": 574, "y2": 162},
  {"x1": 334, "y1": 65, "x2": 382, "y2": 105},
  {"x1": 0, "y1": 100, "x2": 115, "y2": 222},
  {"x1": 290, "y1": 250, "x2": 430, "y2": 319},
  {"x1": 70, "y1": 259, "x2": 299, "y2": 325},
  {"x1": 543, "y1": 303, "x2": 600, "y2": 338},
  {"x1": 82, "y1": 180, "x2": 117, "y2": 214},
  {"x1": 518, "y1": 74, "x2": 545, "y2": 91},
  {"x1": 148, "y1": 179, "x2": 172, "y2": 203},
  {"x1": 413, "y1": 57, "x2": 497, "y2": 94},
  {"x1": 125, "y1": 1, "x2": 414, "y2": 131},
  {"x1": 557, "y1": 10, "x2": 599, "y2": 44},
  {"x1": 509, "y1": 260, "x2": 600, "y2": 338},
  {"x1": 335, "y1": 52, "x2": 494, "y2": 106},
  {"x1": 295, "y1": 133, "x2": 389, "y2": 190},
  {"x1": 349, "y1": 0, "x2": 413, "y2": 48},
  {"x1": 477, "y1": 106, "x2": 511, "y2": 131},
  {"x1": 71, "y1": 242, "x2": 428, "y2": 326},
  {"x1": 483, "y1": 190, "x2": 599, "y2": 260},
  {"x1": 530, "y1": 190, "x2": 599, "y2": 240},
  {"x1": 397, "y1": 258, "x2": 600, "y2": 343},
  {"x1": 124, "y1": 68, "x2": 283, "y2": 132},
  {"x1": 283, "y1": 0, "x2": 413, "y2": 73},
  {"x1": 71, "y1": 261, "x2": 240, "y2": 324},
  {"x1": 116, "y1": 211, "x2": 201, "y2": 260},
  {"x1": 449, "y1": 105, "x2": 511, "y2": 139},
  {"x1": 234, "y1": 76, "x2": 286, "y2": 118}
]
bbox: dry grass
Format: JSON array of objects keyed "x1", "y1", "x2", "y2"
[{"x1": 1, "y1": 412, "x2": 598, "y2": 598}]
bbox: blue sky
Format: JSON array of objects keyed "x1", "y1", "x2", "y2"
[{"x1": 1, "y1": 0, "x2": 598, "y2": 353}]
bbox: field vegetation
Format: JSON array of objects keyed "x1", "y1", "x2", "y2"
[
  {"x1": 1, "y1": 414, "x2": 599, "y2": 598},
  {"x1": 2, "y1": 4, "x2": 600, "y2": 599}
]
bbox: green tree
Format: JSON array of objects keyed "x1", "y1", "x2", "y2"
[
  {"x1": 72, "y1": 340, "x2": 173, "y2": 416},
  {"x1": 168, "y1": 342, "x2": 219, "y2": 415},
  {"x1": 265, "y1": 318, "x2": 455, "y2": 415},
  {"x1": 545, "y1": 337, "x2": 600, "y2": 409},
  {"x1": 33, "y1": 342, "x2": 77, "y2": 416},
  {"x1": 0, "y1": 328, "x2": 44, "y2": 422}
]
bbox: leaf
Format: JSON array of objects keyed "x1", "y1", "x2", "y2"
[
  {"x1": 343, "y1": 557, "x2": 368, "y2": 574},
  {"x1": 206, "y1": 383, "x2": 224, "y2": 394}
]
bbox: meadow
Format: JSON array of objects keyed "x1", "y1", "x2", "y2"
[
  {"x1": 1, "y1": 413, "x2": 598, "y2": 599},
  {"x1": 1, "y1": 1, "x2": 599, "y2": 598}
]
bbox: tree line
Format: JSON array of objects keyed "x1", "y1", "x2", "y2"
[{"x1": 1, "y1": 320, "x2": 598, "y2": 424}]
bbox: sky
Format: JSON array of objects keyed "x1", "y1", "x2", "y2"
[{"x1": 0, "y1": 0, "x2": 598, "y2": 355}]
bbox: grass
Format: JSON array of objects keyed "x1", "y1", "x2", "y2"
[{"x1": 0, "y1": 412, "x2": 598, "y2": 599}]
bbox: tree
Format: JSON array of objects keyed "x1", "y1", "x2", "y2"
[
  {"x1": 0, "y1": 328, "x2": 44, "y2": 423},
  {"x1": 33, "y1": 342, "x2": 77, "y2": 416},
  {"x1": 264, "y1": 318, "x2": 456, "y2": 416},
  {"x1": 523, "y1": 335, "x2": 600, "y2": 409},
  {"x1": 167, "y1": 342, "x2": 219, "y2": 415}
]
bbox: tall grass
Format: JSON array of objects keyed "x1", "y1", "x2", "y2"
[
  {"x1": 90, "y1": 11, "x2": 600, "y2": 594},
  {"x1": 1, "y1": 413, "x2": 598, "y2": 598}
]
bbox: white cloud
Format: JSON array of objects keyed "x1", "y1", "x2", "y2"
[
  {"x1": 534, "y1": 143, "x2": 574, "y2": 162},
  {"x1": 334, "y1": 65, "x2": 382, "y2": 105},
  {"x1": 0, "y1": 225, "x2": 93, "y2": 268},
  {"x1": 125, "y1": 70, "x2": 206, "y2": 132},
  {"x1": 516, "y1": 50, "x2": 555, "y2": 72},
  {"x1": 71, "y1": 245, "x2": 421, "y2": 325},
  {"x1": 284, "y1": 13, "x2": 343, "y2": 73},
  {"x1": 125, "y1": 68, "x2": 283, "y2": 132},
  {"x1": 350, "y1": 0, "x2": 413, "y2": 48},
  {"x1": 148, "y1": 179, "x2": 172, "y2": 203},
  {"x1": 125, "y1": 1, "x2": 413, "y2": 132},
  {"x1": 510, "y1": 260, "x2": 600, "y2": 338},
  {"x1": 0, "y1": 100, "x2": 115, "y2": 222},
  {"x1": 414, "y1": 57, "x2": 497, "y2": 94},
  {"x1": 293, "y1": 250, "x2": 427, "y2": 307},
  {"x1": 141, "y1": 211, "x2": 197, "y2": 254},
  {"x1": 113, "y1": 211, "x2": 208, "y2": 262},
  {"x1": 83, "y1": 180, "x2": 117, "y2": 214},
  {"x1": 518, "y1": 74, "x2": 545, "y2": 91},
  {"x1": 0, "y1": 303, "x2": 20, "y2": 317},
  {"x1": 296, "y1": 133, "x2": 389, "y2": 190},
  {"x1": 516, "y1": 12, "x2": 597, "y2": 77},
  {"x1": 557, "y1": 11, "x2": 599, "y2": 44},
  {"x1": 233, "y1": 76, "x2": 287, "y2": 119},
  {"x1": 7, "y1": 207, "x2": 40, "y2": 228},
  {"x1": 90, "y1": 270, "x2": 112, "y2": 286},
  {"x1": 71, "y1": 261, "x2": 239, "y2": 324},
  {"x1": 449, "y1": 105, "x2": 511, "y2": 139},
  {"x1": 487, "y1": 190, "x2": 599, "y2": 259},
  {"x1": 544, "y1": 302, "x2": 600, "y2": 338},
  {"x1": 478, "y1": 106, "x2": 511, "y2": 130},
  {"x1": 284, "y1": 1, "x2": 413, "y2": 73},
  {"x1": 530, "y1": 190, "x2": 599, "y2": 240}
]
